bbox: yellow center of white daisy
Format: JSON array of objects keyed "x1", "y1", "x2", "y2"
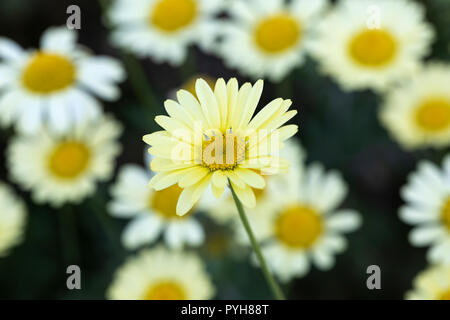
[
  {"x1": 349, "y1": 29, "x2": 397, "y2": 67},
  {"x1": 48, "y1": 141, "x2": 90, "y2": 179},
  {"x1": 150, "y1": 0, "x2": 197, "y2": 33},
  {"x1": 275, "y1": 205, "x2": 323, "y2": 248},
  {"x1": 144, "y1": 281, "x2": 186, "y2": 300},
  {"x1": 439, "y1": 289, "x2": 450, "y2": 300},
  {"x1": 151, "y1": 184, "x2": 192, "y2": 218},
  {"x1": 415, "y1": 98, "x2": 450, "y2": 133},
  {"x1": 441, "y1": 197, "x2": 450, "y2": 231},
  {"x1": 201, "y1": 132, "x2": 246, "y2": 171},
  {"x1": 254, "y1": 14, "x2": 301, "y2": 54},
  {"x1": 22, "y1": 52, "x2": 76, "y2": 94}
]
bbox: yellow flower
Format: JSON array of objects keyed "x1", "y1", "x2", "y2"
[{"x1": 143, "y1": 78, "x2": 298, "y2": 215}]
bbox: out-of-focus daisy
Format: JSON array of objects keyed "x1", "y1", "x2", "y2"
[
  {"x1": 108, "y1": 0, "x2": 223, "y2": 66},
  {"x1": 399, "y1": 157, "x2": 450, "y2": 265},
  {"x1": 219, "y1": 0, "x2": 327, "y2": 82},
  {"x1": 380, "y1": 63, "x2": 450, "y2": 150},
  {"x1": 0, "y1": 182, "x2": 27, "y2": 257},
  {"x1": 257, "y1": 164, "x2": 361, "y2": 282},
  {"x1": 406, "y1": 265, "x2": 450, "y2": 300},
  {"x1": 311, "y1": 0, "x2": 434, "y2": 92},
  {"x1": 109, "y1": 164, "x2": 204, "y2": 249},
  {"x1": 7, "y1": 115, "x2": 122, "y2": 207},
  {"x1": 143, "y1": 77, "x2": 298, "y2": 215},
  {"x1": 107, "y1": 247, "x2": 214, "y2": 300},
  {"x1": 199, "y1": 138, "x2": 304, "y2": 232},
  {"x1": 0, "y1": 26, "x2": 124, "y2": 133}
]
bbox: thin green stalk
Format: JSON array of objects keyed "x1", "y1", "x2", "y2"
[{"x1": 228, "y1": 181, "x2": 286, "y2": 300}]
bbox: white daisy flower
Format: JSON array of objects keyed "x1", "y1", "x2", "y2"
[
  {"x1": 108, "y1": 0, "x2": 223, "y2": 66},
  {"x1": 406, "y1": 265, "x2": 450, "y2": 300},
  {"x1": 310, "y1": 0, "x2": 434, "y2": 92},
  {"x1": 7, "y1": 114, "x2": 122, "y2": 207},
  {"x1": 0, "y1": 26, "x2": 125, "y2": 133},
  {"x1": 399, "y1": 156, "x2": 450, "y2": 265},
  {"x1": 109, "y1": 163, "x2": 205, "y2": 250},
  {"x1": 107, "y1": 247, "x2": 214, "y2": 300},
  {"x1": 0, "y1": 182, "x2": 27, "y2": 257},
  {"x1": 380, "y1": 63, "x2": 450, "y2": 150},
  {"x1": 256, "y1": 163, "x2": 361, "y2": 282},
  {"x1": 218, "y1": 0, "x2": 327, "y2": 82}
]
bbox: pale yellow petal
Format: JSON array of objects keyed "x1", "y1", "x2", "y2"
[
  {"x1": 225, "y1": 170, "x2": 245, "y2": 188},
  {"x1": 238, "y1": 79, "x2": 264, "y2": 129},
  {"x1": 231, "y1": 182, "x2": 256, "y2": 208},
  {"x1": 234, "y1": 168, "x2": 266, "y2": 189},
  {"x1": 150, "y1": 157, "x2": 195, "y2": 171},
  {"x1": 178, "y1": 166, "x2": 210, "y2": 188},
  {"x1": 229, "y1": 82, "x2": 251, "y2": 129},
  {"x1": 164, "y1": 99, "x2": 196, "y2": 129},
  {"x1": 196, "y1": 78, "x2": 221, "y2": 129},
  {"x1": 247, "y1": 98, "x2": 283, "y2": 131},
  {"x1": 148, "y1": 168, "x2": 193, "y2": 190},
  {"x1": 176, "y1": 174, "x2": 212, "y2": 215},
  {"x1": 176, "y1": 89, "x2": 208, "y2": 128},
  {"x1": 214, "y1": 78, "x2": 228, "y2": 131},
  {"x1": 211, "y1": 170, "x2": 228, "y2": 189}
]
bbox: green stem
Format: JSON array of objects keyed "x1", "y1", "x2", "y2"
[{"x1": 228, "y1": 181, "x2": 286, "y2": 300}]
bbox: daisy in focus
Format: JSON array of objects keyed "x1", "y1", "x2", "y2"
[
  {"x1": 406, "y1": 265, "x2": 450, "y2": 300},
  {"x1": 0, "y1": 26, "x2": 125, "y2": 133},
  {"x1": 257, "y1": 164, "x2": 361, "y2": 282},
  {"x1": 108, "y1": 0, "x2": 223, "y2": 66},
  {"x1": 399, "y1": 156, "x2": 450, "y2": 265},
  {"x1": 109, "y1": 163, "x2": 205, "y2": 250},
  {"x1": 7, "y1": 115, "x2": 122, "y2": 207},
  {"x1": 0, "y1": 182, "x2": 27, "y2": 257},
  {"x1": 143, "y1": 77, "x2": 298, "y2": 216},
  {"x1": 380, "y1": 63, "x2": 450, "y2": 150},
  {"x1": 218, "y1": 0, "x2": 327, "y2": 82},
  {"x1": 107, "y1": 247, "x2": 214, "y2": 300},
  {"x1": 310, "y1": 0, "x2": 434, "y2": 92}
]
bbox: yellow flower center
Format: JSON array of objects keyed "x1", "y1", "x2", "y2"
[
  {"x1": 48, "y1": 141, "x2": 90, "y2": 179},
  {"x1": 275, "y1": 205, "x2": 323, "y2": 248},
  {"x1": 254, "y1": 14, "x2": 301, "y2": 54},
  {"x1": 151, "y1": 184, "x2": 192, "y2": 218},
  {"x1": 201, "y1": 132, "x2": 246, "y2": 171},
  {"x1": 441, "y1": 197, "x2": 450, "y2": 231},
  {"x1": 144, "y1": 281, "x2": 186, "y2": 300},
  {"x1": 349, "y1": 29, "x2": 397, "y2": 67},
  {"x1": 415, "y1": 98, "x2": 450, "y2": 133},
  {"x1": 22, "y1": 52, "x2": 76, "y2": 94},
  {"x1": 439, "y1": 289, "x2": 450, "y2": 300},
  {"x1": 150, "y1": 0, "x2": 197, "y2": 33}
]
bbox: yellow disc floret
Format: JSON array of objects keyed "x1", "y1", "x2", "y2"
[
  {"x1": 415, "y1": 98, "x2": 450, "y2": 133},
  {"x1": 22, "y1": 52, "x2": 76, "y2": 94},
  {"x1": 151, "y1": 184, "x2": 192, "y2": 218},
  {"x1": 144, "y1": 281, "x2": 186, "y2": 300},
  {"x1": 150, "y1": 0, "x2": 197, "y2": 33},
  {"x1": 201, "y1": 132, "x2": 246, "y2": 171},
  {"x1": 349, "y1": 29, "x2": 397, "y2": 67},
  {"x1": 48, "y1": 141, "x2": 90, "y2": 179},
  {"x1": 275, "y1": 205, "x2": 323, "y2": 248},
  {"x1": 254, "y1": 14, "x2": 301, "y2": 54}
]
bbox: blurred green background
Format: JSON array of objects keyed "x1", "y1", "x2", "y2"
[{"x1": 0, "y1": 0, "x2": 449, "y2": 299}]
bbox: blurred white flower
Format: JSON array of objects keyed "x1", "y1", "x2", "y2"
[
  {"x1": 108, "y1": 0, "x2": 223, "y2": 66},
  {"x1": 406, "y1": 265, "x2": 450, "y2": 300},
  {"x1": 7, "y1": 114, "x2": 122, "y2": 207},
  {"x1": 0, "y1": 182, "x2": 27, "y2": 257},
  {"x1": 256, "y1": 163, "x2": 361, "y2": 282},
  {"x1": 109, "y1": 164, "x2": 205, "y2": 250},
  {"x1": 400, "y1": 156, "x2": 450, "y2": 265},
  {"x1": 310, "y1": 0, "x2": 434, "y2": 92},
  {"x1": 380, "y1": 63, "x2": 450, "y2": 150},
  {"x1": 0, "y1": 26, "x2": 125, "y2": 133},
  {"x1": 107, "y1": 246, "x2": 215, "y2": 299},
  {"x1": 218, "y1": 0, "x2": 327, "y2": 82}
]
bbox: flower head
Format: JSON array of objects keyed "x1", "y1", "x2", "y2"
[
  {"x1": 107, "y1": 247, "x2": 214, "y2": 300},
  {"x1": 406, "y1": 265, "x2": 450, "y2": 300},
  {"x1": 0, "y1": 26, "x2": 124, "y2": 133},
  {"x1": 143, "y1": 78, "x2": 298, "y2": 215}
]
